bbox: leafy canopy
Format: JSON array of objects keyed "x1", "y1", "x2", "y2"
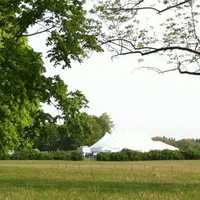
[
  {"x1": 34, "y1": 112, "x2": 114, "y2": 151},
  {"x1": 0, "y1": 0, "x2": 102, "y2": 154}
]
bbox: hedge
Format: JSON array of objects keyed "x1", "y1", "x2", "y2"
[
  {"x1": 1, "y1": 149, "x2": 200, "y2": 161},
  {"x1": 0, "y1": 150, "x2": 83, "y2": 160},
  {"x1": 96, "y1": 149, "x2": 199, "y2": 161}
]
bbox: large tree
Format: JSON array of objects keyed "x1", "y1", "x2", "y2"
[
  {"x1": 0, "y1": 0, "x2": 102, "y2": 154},
  {"x1": 94, "y1": 0, "x2": 200, "y2": 75}
]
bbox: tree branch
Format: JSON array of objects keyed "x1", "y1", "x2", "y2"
[
  {"x1": 177, "y1": 67, "x2": 200, "y2": 75},
  {"x1": 111, "y1": 6, "x2": 160, "y2": 13},
  {"x1": 18, "y1": 25, "x2": 56, "y2": 37},
  {"x1": 111, "y1": 0, "x2": 191, "y2": 14},
  {"x1": 158, "y1": 0, "x2": 191, "y2": 14},
  {"x1": 134, "y1": 65, "x2": 200, "y2": 76},
  {"x1": 134, "y1": 60, "x2": 200, "y2": 76},
  {"x1": 133, "y1": 66, "x2": 178, "y2": 74},
  {"x1": 134, "y1": 0, "x2": 145, "y2": 7},
  {"x1": 116, "y1": 46, "x2": 200, "y2": 57},
  {"x1": 101, "y1": 38, "x2": 157, "y2": 51}
]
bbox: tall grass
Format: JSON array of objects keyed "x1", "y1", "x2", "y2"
[{"x1": 0, "y1": 160, "x2": 199, "y2": 199}]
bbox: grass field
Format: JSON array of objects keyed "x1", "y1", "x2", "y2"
[{"x1": 0, "y1": 160, "x2": 200, "y2": 200}]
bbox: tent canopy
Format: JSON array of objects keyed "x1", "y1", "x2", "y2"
[{"x1": 89, "y1": 132, "x2": 178, "y2": 154}]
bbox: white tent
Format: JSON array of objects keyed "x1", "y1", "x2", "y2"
[
  {"x1": 88, "y1": 132, "x2": 178, "y2": 155},
  {"x1": 90, "y1": 133, "x2": 123, "y2": 154},
  {"x1": 80, "y1": 146, "x2": 92, "y2": 156}
]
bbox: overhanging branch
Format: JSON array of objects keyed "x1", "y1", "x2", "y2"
[
  {"x1": 116, "y1": 46, "x2": 200, "y2": 57},
  {"x1": 21, "y1": 26, "x2": 56, "y2": 37},
  {"x1": 134, "y1": 65, "x2": 200, "y2": 76},
  {"x1": 111, "y1": 0, "x2": 191, "y2": 14}
]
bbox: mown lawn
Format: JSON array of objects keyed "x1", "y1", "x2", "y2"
[{"x1": 0, "y1": 160, "x2": 200, "y2": 200}]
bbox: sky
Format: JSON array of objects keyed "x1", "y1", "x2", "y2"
[{"x1": 28, "y1": 6, "x2": 200, "y2": 140}]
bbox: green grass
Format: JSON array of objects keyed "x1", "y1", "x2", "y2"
[{"x1": 0, "y1": 160, "x2": 200, "y2": 199}]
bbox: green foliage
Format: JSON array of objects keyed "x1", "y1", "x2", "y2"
[
  {"x1": 96, "y1": 149, "x2": 186, "y2": 161},
  {"x1": 97, "y1": 150, "x2": 145, "y2": 161},
  {"x1": 96, "y1": 152, "x2": 111, "y2": 161},
  {"x1": 146, "y1": 150, "x2": 184, "y2": 160},
  {"x1": 109, "y1": 151, "x2": 129, "y2": 161},
  {"x1": 10, "y1": 149, "x2": 41, "y2": 160},
  {"x1": 33, "y1": 112, "x2": 114, "y2": 151},
  {"x1": 84, "y1": 113, "x2": 114, "y2": 146},
  {"x1": 0, "y1": 0, "x2": 102, "y2": 154},
  {"x1": 123, "y1": 149, "x2": 146, "y2": 161},
  {"x1": 181, "y1": 149, "x2": 200, "y2": 160},
  {"x1": 9, "y1": 150, "x2": 83, "y2": 160},
  {"x1": 70, "y1": 150, "x2": 84, "y2": 161}
]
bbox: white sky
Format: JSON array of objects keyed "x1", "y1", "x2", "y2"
[{"x1": 28, "y1": 10, "x2": 200, "y2": 140}]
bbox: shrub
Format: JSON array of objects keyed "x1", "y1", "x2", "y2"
[
  {"x1": 10, "y1": 150, "x2": 83, "y2": 160},
  {"x1": 37, "y1": 152, "x2": 54, "y2": 160},
  {"x1": 122, "y1": 149, "x2": 145, "y2": 161},
  {"x1": 181, "y1": 149, "x2": 200, "y2": 160},
  {"x1": 110, "y1": 151, "x2": 129, "y2": 161},
  {"x1": 96, "y1": 152, "x2": 111, "y2": 161},
  {"x1": 10, "y1": 150, "x2": 41, "y2": 160},
  {"x1": 0, "y1": 153, "x2": 11, "y2": 160},
  {"x1": 50, "y1": 151, "x2": 71, "y2": 160},
  {"x1": 146, "y1": 150, "x2": 161, "y2": 160},
  {"x1": 146, "y1": 150, "x2": 183, "y2": 160},
  {"x1": 96, "y1": 149, "x2": 185, "y2": 161},
  {"x1": 96, "y1": 150, "x2": 145, "y2": 161},
  {"x1": 70, "y1": 151, "x2": 84, "y2": 161}
]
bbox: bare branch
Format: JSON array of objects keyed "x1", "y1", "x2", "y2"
[
  {"x1": 158, "y1": 0, "x2": 191, "y2": 14},
  {"x1": 18, "y1": 25, "x2": 56, "y2": 37},
  {"x1": 111, "y1": 0, "x2": 191, "y2": 14},
  {"x1": 116, "y1": 46, "x2": 200, "y2": 57},
  {"x1": 134, "y1": 65, "x2": 200, "y2": 76},
  {"x1": 133, "y1": 66, "x2": 178, "y2": 74},
  {"x1": 101, "y1": 38, "x2": 157, "y2": 51},
  {"x1": 177, "y1": 68, "x2": 200, "y2": 75},
  {"x1": 134, "y1": 0, "x2": 145, "y2": 7},
  {"x1": 111, "y1": 6, "x2": 160, "y2": 14},
  {"x1": 104, "y1": 40, "x2": 133, "y2": 52}
]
